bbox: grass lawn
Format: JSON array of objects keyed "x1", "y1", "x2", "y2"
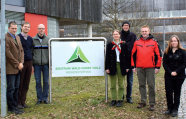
[{"x1": 1, "y1": 68, "x2": 177, "y2": 118}]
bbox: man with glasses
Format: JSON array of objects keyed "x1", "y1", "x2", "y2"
[
  {"x1": 120, "y1": 21, "x2": 137, "y2": 104},
  {"x1": 32, "y1": 24, "x2": 50, "y2": 105}
]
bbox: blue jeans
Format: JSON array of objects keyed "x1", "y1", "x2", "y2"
[
  {"x1": 7, "y1": 72, "x2": 20, "y2": 111},
  {"x1": 34, "y1": 65, "x2": 49, "y2": 101},
  {"x1": 126, "y1": 69, "x2": 133, "y2": 100}
]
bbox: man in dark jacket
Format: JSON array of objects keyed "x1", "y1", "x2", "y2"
[
  {"x1": 131, "y1": 25, "x2": 162, "y2": 111},
  {"x1": 17, "y1": 22, "x2": 33, "y2": 109},
  {"x1": 32, "y1": 24, "x2": 50, "y2": 105},
  {"x1": 120, "y1": 21, "x2": 137, "y2": 103}
]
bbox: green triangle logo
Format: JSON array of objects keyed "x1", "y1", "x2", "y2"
[{"x1": 66, "y1": 46, "x2": 90, "y2": 64}]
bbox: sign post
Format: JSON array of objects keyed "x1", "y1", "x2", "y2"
[
  {"x1": 1, "y1": 0, "x2": 7, "y2": 117},
  {"x1": 48, "y1": 37, "x2": 107, "y2": 103}
]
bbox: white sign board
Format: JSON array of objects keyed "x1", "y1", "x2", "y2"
[{"x1": 51, "y1": 41, "x2": 104, "y2": 77}]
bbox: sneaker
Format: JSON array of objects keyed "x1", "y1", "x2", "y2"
[
  {"x1": 137, "y1": 103, "x2": 146, "y2": 108},
  {"x1": 110, "y1": 100, "x2": 117, "y2": 106},
  {"x1": 149, "y1": 105, "x2": 155, "y2": 111},
  {"x1": 172, "y1": 109, "x2": 178, "y2": 117},
  {"x1": 116, "y1": 100, "x2": 123, "y2": 107}
]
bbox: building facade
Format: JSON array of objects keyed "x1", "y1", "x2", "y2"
[
  {"x1": 63, "y1": 0, "x2": 186, "y2": 50},
  {"x1": 0, "y1": 0, "x2": 102, "y2": 67},
  {"x1": 0, "y1": 0, "x2": 102, "y2": 37},
  {"x1": 119, "y1": 0, "x2": 186, "y2": 49}
]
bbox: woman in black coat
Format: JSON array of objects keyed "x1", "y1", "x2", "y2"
[
  {"x1": 105, "y1": 29, "x2": 129, "y2": 107},
  {"x1": 163, "y1": 35, "x2": 186, "y2": 117}
]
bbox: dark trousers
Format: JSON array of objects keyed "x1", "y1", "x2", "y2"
[
  {"x1": 18, "y1": 60, "x2": 32, "y2": 105},
  {"x1": 7, "y1": 72, "x2": 20, "y2": 111},
  {"x1": 126, "y1": 69, "x2": 133, "y2": 100},
  {"x1": 165, "y1": 78, "x2": 184, "y2": 111}
]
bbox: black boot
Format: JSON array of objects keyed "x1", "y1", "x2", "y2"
[
  {"x1": 165, "y1": 109, "x2": 172, "y2": 115},
  {"x1": 116, "y1": 100, "x2": 123, "y2": 107},
  {"x1": 172, "y1": 109, "x2": 178, "y2": 117},
  {"x1": 110, "y1": 100, "x2": 117, "y2": 106},
  {"x1": 127, "y1": 99, "x2": 133, "y2": 104}
]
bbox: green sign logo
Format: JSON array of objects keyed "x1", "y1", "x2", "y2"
[{"x1": 66, "y1": 46, "x2": 90, "y2": 64}]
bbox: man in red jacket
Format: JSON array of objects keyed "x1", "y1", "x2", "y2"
[{"x1": 131, "y1": 25, "x2": 162, "y2": 111}]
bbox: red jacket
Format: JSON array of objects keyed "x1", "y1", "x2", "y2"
[{"x1": 131, "y1": 35, "x2": 162, "y2": 69}]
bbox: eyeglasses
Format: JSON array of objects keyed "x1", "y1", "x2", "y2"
[{"x1": 38, "y1": 28, "x2": 45, "y2": 30}]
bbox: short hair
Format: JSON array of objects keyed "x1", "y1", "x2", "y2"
[
  {"x1": 8, "y1": 21, "x2": 17, "y2": 28},
  {"x1": 141, "y1": 25, "x2": 150, "y2": 32},
  {"x1": 21, "y1": 22, "x2": 30, "y2": 27},
  {"x1": 38, "y1": 24, "x2": 45, "y2": 28}
]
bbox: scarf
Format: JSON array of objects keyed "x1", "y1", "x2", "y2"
[
  {"x1": 111, "y1": 39, "x2": 123, "y2": 53},
  {"x1": 120, "y1": 29, "x2": 130, "y2": 41}
]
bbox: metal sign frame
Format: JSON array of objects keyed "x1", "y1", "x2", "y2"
[{"x1": 48, "y1": 37, "x2": 108, "y2": 103}]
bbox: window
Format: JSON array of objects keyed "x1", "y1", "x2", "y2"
[
  {"x1": 170, "y1": 10, "x2": 180, "y2": 17},
  {"x1": 181, "y1": 10, "x2": 186, "y2": 16}
]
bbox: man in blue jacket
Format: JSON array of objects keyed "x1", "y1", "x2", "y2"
[
  {"x1": 17, "y1": 22, "x2": 33, "y2": 109},
  {"x1": 120, "y1": 21, "x2": 137, "y2": 103}
]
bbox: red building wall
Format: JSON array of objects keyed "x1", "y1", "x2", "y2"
[{"x1": 25, "y1": 13, "x2": 47, "y2": 37}]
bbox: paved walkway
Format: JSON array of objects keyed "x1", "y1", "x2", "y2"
[{"x1": 178, "y1": 80, "x2": 186, "y2": 119}]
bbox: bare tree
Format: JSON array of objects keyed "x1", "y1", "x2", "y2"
[
  {"x1": 93, "y1": 0, "x2": 154, "y2": 41},
  {"x1": 64, "y1": 0, "x2": 155, "y2": 41}
]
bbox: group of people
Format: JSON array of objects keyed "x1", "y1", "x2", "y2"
[
  {"x1": 5, "y1": 20, "x2": 186, "y2": 117},
  {"x1": 105, "y1": 21, "x2": 186, "y2": 117},
  {"x1": 6, "y1": 21, "x2": 50, "y2": 114}
]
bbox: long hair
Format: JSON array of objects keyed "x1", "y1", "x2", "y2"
[
  {"x1": 165, "y1": 35, "x2": 184, "y2": 54},
  {"x1": 112, "y1": 29, "x2": 120, "y2": 35}
]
